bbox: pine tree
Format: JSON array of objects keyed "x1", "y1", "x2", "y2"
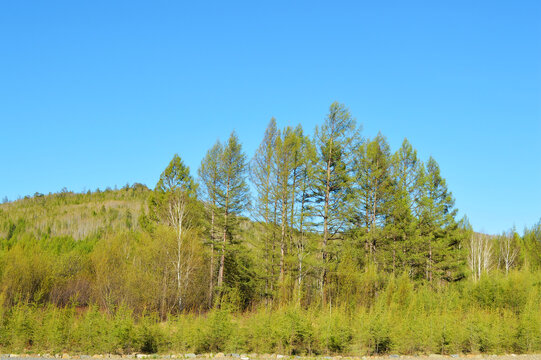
[
  {"x1": 216, "y1": 132, "x2": 250, "y2": 295},
  {"x1": 274, "y1": 125, "x2": 310, "y2": 302},
  {"x1": 388, "y1": 139, "x2": 423, "y2": 276},
  {"x1": 313, "y1": 102, "x2": 359, "y2": 301},
  {"x1": 249, "y1": 118, "x2": 279, "y2": 302},
  {"x1": 274, "y1": 127, "x2": 295, "y2": 283},
  {"x1": 351, "y1": 133, "x2": 394, "y2": 269},
  {"x1": 198, "y1": 141, "x2": 223, "y2": 306},
  {"x1": 290, "y1": 126, "x2": 317, "y2": 304},
  {"x1": 417, "y1": 157, "x2": 462, "y2": 282}
]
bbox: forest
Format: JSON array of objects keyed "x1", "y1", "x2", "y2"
[{"x1": 0, "y1": 102, "x2": 540, "y2": 355}]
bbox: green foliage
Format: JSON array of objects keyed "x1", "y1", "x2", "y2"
[
  {"x1": 0, "y1": 273, "x2": 539, "y2": 355},
  {"x1": 0, "y1": 103, "x2": 540, "y2": 355},
  {"x1": 0, "y1": 186, "x2": 149, "y2": 241}
]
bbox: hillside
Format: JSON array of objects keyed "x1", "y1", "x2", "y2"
[{"x1": 0, "y1": 184, "x2": 150, "y2": 241}]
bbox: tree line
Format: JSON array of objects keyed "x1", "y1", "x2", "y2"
[
  {"x1": 156, "y1": 102, "x2": 463, "y2": 308},
  {"x1": 132, "y1": 101, "x2": 535, "y2": 310}
]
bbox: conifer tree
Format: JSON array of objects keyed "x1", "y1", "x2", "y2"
[
  {"x1": 275, "y1": 125, "x2": 311, "y2": 302},
  {"x1": 417, "y1": 157, "x2": 462, "y2": 282},
  {"x1": 274, "y1": 126, "x2": 297, "y2": 283},
  {"x1": 249, "y1": 118, "x2": 279, "y2": 302},
  {"x1": 215, "y1": 132, "x2": 250, "y2": 294},
  {"x1": 313, "y1": 102, "x2": 359, "y2": 301},
  {"x1": 290, "y1": 126, "x2": 317, "y2": 303},
  {"x1": 388, "y1": 139, "x2": 422, "y2": 276},
  {"x1": 198, "y1": 141, "x2": 223, "y2": 305},
  {"x1": 351, "y1": 134, "x2": 394, "y2": 268}
]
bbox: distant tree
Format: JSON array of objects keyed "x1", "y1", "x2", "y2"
[
  {"x1": 497, "y1": 230, "x2": 520, "y2": 274},
  {"x1": 132, "y1": 183, "x2": 149, "y2": 192},
  {"x1": 522, "y1": 219, "x2": 541, "y2": 271},
  {"x1": 468, "y1": 233, "x2": 493, "y2": 281}
]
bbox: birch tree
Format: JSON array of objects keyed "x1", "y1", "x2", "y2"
[
  {"x1": 151, "y1": 154, "x2": 196, "y2": 311},
  {"x1": 468, "y1": 233, "x2": 493, "y2": 281},
  {"x1": 498, "y1": 231, "x2": 519, "y2": 274}
]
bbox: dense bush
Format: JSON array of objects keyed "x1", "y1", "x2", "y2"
[{"x1": 0, "y1": 272, "x2": 539, "y2": 355}]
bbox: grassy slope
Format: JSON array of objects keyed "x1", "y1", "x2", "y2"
[{"x1": 0, "y1": 185, "x2": 150, "y2": 241}]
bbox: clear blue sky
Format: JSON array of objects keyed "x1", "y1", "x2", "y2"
[{"x1": 1, "y1": 1, "x2": 540, "y2": 234}]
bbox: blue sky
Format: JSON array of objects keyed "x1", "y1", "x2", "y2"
[{"x1": 1, "y1": 1, "x2": 540, "y2": 234}]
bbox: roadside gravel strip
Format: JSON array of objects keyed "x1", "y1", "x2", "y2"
[{"x1": 1, "y1": 356, "x2": 541, "y2": 360}]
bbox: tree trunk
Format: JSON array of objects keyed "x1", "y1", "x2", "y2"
[
  {"x1": 321, "y1": 135, "x2": 333, "y2": 303},
  {"x1": 217, "y1": 179, "x2": 230, "y2": 296},
  {"x1": 280, "y1": 193, "x2": 287, "y2": 282}
]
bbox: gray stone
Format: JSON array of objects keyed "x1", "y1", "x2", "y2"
[{"x1": 184, "y1": 355, "x2": 196, "y2": 359}]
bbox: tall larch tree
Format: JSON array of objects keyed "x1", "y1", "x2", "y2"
[
  {"x1": 352, "y1": 133, "x2": 394, "y2": 268},
  {"x1": 216, "y1": 132, "x2": 250, "y2": 296},
  {"x1": 313, "y1": 102, "x2": 359, "y2": 301},
  {"x1": 198, "y1": 141, "x2": 223, "y2": 306},
  {"x1": 417, "y1": 157, "x2": 462, "y2": 282},
  {"x1": 389, "y1": 139, "x2": 423, "y2": 276},
  {"x1": 249, "y1": 118, "x2": 279, "y2": 302},
  {"x1": 290, "y1": 126, "x2": 317, "y2": 303}
]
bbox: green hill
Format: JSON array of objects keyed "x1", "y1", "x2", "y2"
[{"x1": 0, "y1": 184, "x2": 150, "y2": 241}]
